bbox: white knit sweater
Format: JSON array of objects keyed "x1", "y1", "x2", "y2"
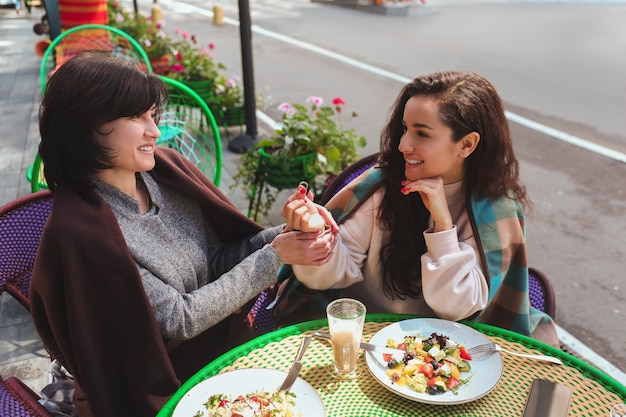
[{"x1": 293, "y1": 181, "x2": 488, "y2": 320}]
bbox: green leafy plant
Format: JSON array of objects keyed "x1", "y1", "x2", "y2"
[
  {"x1": 107, "y1": 1, "x2": 171, "y2": 59},
  {"x1": 232, "y1": 96, "x2": 367, "y2": 220},
  {"x1": 211, "y1": 75, "x2": 267, "y2": 124},
  {"x1": 166, "y1": 30, "x2": 225, "y2": 82},
  {"x1": 212, "y1": 74, "x2": 244, "y2": 112}
]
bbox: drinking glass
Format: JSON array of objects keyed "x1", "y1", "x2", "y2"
[
  {"x1": 610, "y1": 404, "x2": 626, "y2": 417},
  {"x1": 326, "y1": 298, "x2": 366, "y2": 379}
]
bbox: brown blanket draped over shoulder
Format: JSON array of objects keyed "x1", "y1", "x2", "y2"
[{"x1": 30, "y1": 148, "x2": 263, "y2": 417}]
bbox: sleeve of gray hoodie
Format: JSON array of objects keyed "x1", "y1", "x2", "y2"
[{"x1": 141, "y1": 225, "x2": 284, "y2": 340}]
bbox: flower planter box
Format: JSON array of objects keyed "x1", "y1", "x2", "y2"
[
  {"x1": 215, "y1": 106, "x2": 246, "y2": 128},
  {"x1": 150, "y1": 55, "x2": 171, "y2": 75},
  {"x1": 180, "y1": 79, "x2": 215, "y2": 104},
  {"x1": 259, "y1": 148, "x2": 318, "y2": 189}
]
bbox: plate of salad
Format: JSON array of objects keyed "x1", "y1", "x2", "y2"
[
  {"x1": 365, "y1": 318, "x2": 503, "y2": 405},
  {"x1": 172, "y1": 368, "x2": 325, "y2": 417}
]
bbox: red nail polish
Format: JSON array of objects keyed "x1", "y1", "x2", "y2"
[
  {"x1": 401, "y1": 180, "x2": 408, "y2": 185},
  {"x1": 298, "y1": 187, "x2": 306, "y2": 195}
]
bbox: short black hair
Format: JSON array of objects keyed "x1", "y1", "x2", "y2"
[{"x1": 39, "y1": 51, "x2": 168, "y2": 192}]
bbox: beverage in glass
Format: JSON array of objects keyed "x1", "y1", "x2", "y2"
[{"x1": 326, "y1": 298, "x2": 366, "y2": 378}]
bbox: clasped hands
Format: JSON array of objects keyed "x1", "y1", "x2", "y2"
[{"x1": 271, "y1": 182, "x2": 339, "y2": 266}]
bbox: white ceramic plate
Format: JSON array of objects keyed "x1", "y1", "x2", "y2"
[
  {"x1": 172, "y1": 368, "x2": 325, "y2": 417},
  {"x1": 365, "y1": 318, "x2": 503, "y2": 405}
]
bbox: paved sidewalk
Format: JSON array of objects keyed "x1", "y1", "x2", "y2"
[
  {"x1": 0, "y1": 6, "x2": 42, "y2": 206},
  {"x1": 0, "y1": 5, "x2": 51, "y2": 395}
]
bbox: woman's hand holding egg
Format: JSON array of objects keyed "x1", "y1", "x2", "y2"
[{"x1": 281, "y1": 183, "x2": 339, "y2": 233}]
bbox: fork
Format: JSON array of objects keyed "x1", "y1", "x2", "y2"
[{"x1": 467, "y1": 342, "x2": 563, "y2": 365}]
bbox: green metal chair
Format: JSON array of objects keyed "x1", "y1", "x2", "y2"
[
  {"x1": 39, "y1": 23, "x2": 152, "y2": 93},
  {"x1": 157, "y1": 75, "x2": 223, "y2": 186},
  {"x1": 26, "y1": 153, "x2": 45, "y2": 193}
]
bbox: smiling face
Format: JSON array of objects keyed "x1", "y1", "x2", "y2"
[
  {"x1": 92, "y1": 108, "x2": 161, "y2": 185},
  {"x1": 398, "y1": 95, "x2": 477, "y2": 184}
]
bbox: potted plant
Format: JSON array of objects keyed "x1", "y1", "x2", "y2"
[
  {"x1": 211, "y1": 74, "x2": 245, "y2": 127},
  {"x1": 232, "y1": 96, "x2": 367, "y2": 221},
  {"x1": 165, "y1": 30, "x2": 226, "y2": 103},
  {"x1": 107, "y1": 0, "x2": 172, "y2": 73},
  {"x1": 211, "y1": 75, "x2": 268, "y2": 129}
]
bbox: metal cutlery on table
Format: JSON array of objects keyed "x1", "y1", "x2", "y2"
[
  {"x1": 278, "y1": 336, "x2": 312, "y2": 393},
  {"x1": 313, "y1": 331, "x2": 405, "y2": 355},
  {"x1": 468, "y1": 342, "x2": 563, "y2": 365}
]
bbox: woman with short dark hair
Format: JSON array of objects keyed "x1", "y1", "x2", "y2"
[{"x1": 31, "y1": 52, "x2": 336, "y2": 417}]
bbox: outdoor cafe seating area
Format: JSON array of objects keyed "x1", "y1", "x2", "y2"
[{"x1": 1, "y1": 1, "x2": 625, "y2": 416}]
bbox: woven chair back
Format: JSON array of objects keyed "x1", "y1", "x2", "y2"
[
  {"x1": 0, "y1": 191, "x2": 53, "y2": 311},
  {"x1": 0, "y1": 376, "x2": 52, "y2": 417},
  {"x1": 158, "y1": 76, "x2": 223, "y2": 186}
]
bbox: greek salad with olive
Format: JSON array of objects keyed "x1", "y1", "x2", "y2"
[
  {"x1": 193, "y1": 390, "x2": 300, "y2": 417},
  {"x1": 383, "y1": 332, "x2": 473, "y2": 395}
]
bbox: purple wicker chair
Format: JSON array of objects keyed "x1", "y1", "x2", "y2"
[
  {"x1": 528, "y1": 267, "x2": 556, "y2": 319},
  {"x1": 319, "y1": 153, "x2": 558, "y2": 319},
  {"x1": 0, "y1": 191, "x2": 53, "y2": 312},
  {"x1": 0, "y1": 375, "x2": 52, "y2": 417},
  {"x1": 318, "y1": 152, "x2": 379, "y2": 205},
  {"x1": 247, "y1": 153, "x2": 557, "y2": 333}
]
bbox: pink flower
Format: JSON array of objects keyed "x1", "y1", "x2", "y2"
[
  {"x1": 174, "y1": 28, "x2": 180, "y2": 35},
  {"x1": 306, "y1": 96, "x2": 324, "y2": 107},
  {"x1": 172, "y1": 64, "x2": 185, "y2": 73},
  {"x1": 156, "y1": 20, "x2": 166, "y2": 29},
  {"x1": 208, "y1": 43, "x2": 215, "y2": 50},
  {"x1": 176, "y1": 51, "x2": 183, "y2": 62},
  {"x1": 143, "y1": 39, "x2": 152, "y2": 48},
  {"x1": 115, "y1": 13, "x2": 124, "y2": 23},
  {"x1": 156, "y1": 31, "x2": 166, "y2": 39},
  {"x1": 225, "y1": 79, "x2": 237, "y2": 88},
  {"x1": 200, "y1": 48, "x2": 209, "y2": 55},
  {"x1": 182, "y1": 31, "x2": 189, "y2": 39},
  {"x1": 277, "y1": 102, "x2": 295, "y2": 115}
]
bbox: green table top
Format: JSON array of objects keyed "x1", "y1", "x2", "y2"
[{"x1": 157, "y1": 314, "x2": 625, "y2": 416}]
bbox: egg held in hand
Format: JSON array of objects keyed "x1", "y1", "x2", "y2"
[{"x1": 303, "y1": 212, "x2": 325, "y2": 232}]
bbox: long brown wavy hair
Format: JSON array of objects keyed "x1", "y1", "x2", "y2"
[{"x1": 377, "y1": 70, "x2": 530, "y2": 299}]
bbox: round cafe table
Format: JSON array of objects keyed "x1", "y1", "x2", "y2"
[{"x1": 157, "y1": 314, "x2": 626, "y2": 416}]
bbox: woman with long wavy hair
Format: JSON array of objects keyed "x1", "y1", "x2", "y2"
[{"x1": 288, "y1": 70, "x2": 558, "y2": 345}]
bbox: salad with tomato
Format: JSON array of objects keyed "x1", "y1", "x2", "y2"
[
  {"x1": 194, "y1": 390, "x2": 300, "y2": 417},
  {"x1": 383, "y1": 332, "x2": 473, "y2": 395}
]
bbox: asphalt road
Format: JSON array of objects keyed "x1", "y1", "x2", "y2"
[{"x1": 140, "y1": 0, "x2": 626, "y2": 378}]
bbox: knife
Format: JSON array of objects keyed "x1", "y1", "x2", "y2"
[
  {"x1": 313, "y1": 331, "x2": 405, "y2": 355},
  {"x1": 278, "y1": 336, "x2": 311, "y2": 392}
]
